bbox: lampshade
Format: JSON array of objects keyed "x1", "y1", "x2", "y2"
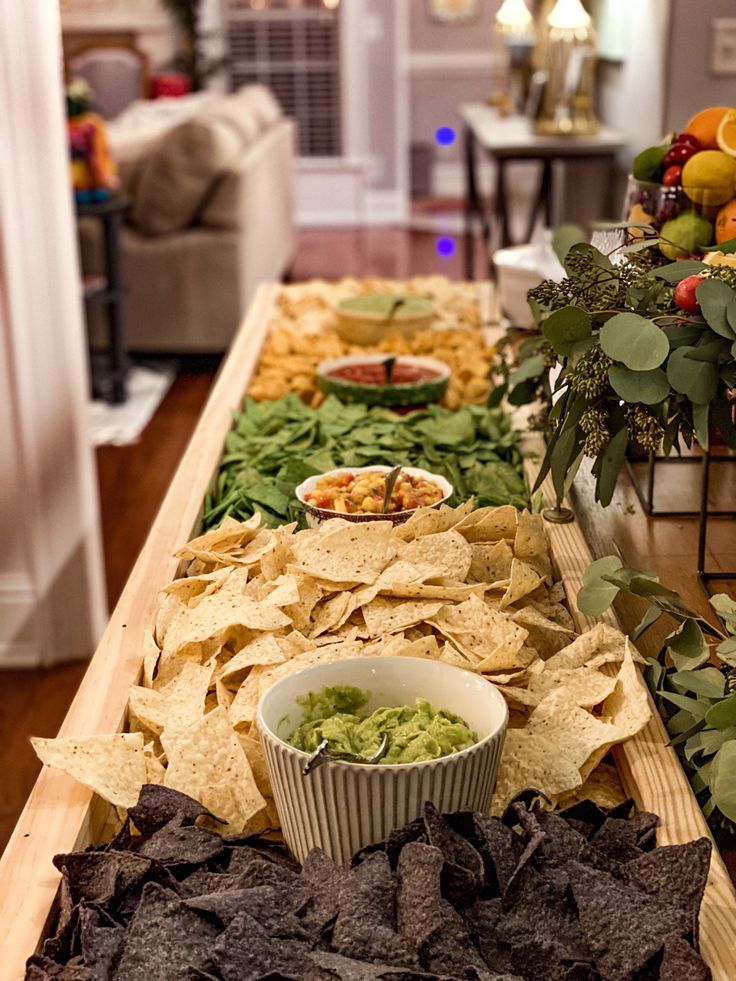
[
  {"x1": 495, "y1": 0, "x2": 534, "y2": 35},
  {"x1": 547, "y1": 0, "x2": 591, "y2": 30}
]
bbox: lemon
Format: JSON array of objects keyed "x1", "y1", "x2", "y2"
[
  {"x1": 659, "y1": 212, "x2": 713, "y2": 260},
  {"x1": 682, "y1": 150, "x2": 736, "y2": 207},
  {"x1": 717, "y1": 109, "x2": 736, "y2": 157},
  {"x1": 703, "y1": 251, "x2": 736, "y2": 268}
]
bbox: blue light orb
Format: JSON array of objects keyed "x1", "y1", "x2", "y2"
[
  {"x1": 436, "y1": 237, "x2": 455, "y2": 257},
  {"x1": 435, "y1": 126, "x2": 456, "y2": 146}
]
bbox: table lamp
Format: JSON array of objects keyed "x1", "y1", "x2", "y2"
[
  {"x1": 534, "y1": 0, "x2": 599, "y2": 136},
  {"x1": 490, "y1": 0, "x2": 537, "y2": 114}
]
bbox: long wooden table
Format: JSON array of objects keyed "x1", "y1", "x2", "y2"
[{"x1": 1, "y1": 281, "x2": 735, "y2": 980}]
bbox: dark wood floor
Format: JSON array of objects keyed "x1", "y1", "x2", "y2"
[{"x1": 2, "y1": 225, "x2": 735, "y2": 856}]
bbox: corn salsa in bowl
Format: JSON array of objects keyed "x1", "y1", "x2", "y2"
[{"x1": 296, "y1": 465, "x2": 453, "y2": 526}]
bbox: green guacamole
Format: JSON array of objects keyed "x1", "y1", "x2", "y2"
[{"x1": 287, "y1": 685, "x2": 477, "y2": 764}]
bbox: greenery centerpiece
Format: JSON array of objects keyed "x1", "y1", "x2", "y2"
[
  {"x1": 502, "y1": 228, "x2": 736, "y2": 508},
  {"x1": 578, "y1": 556, "x2": 736, "y2": 838}
]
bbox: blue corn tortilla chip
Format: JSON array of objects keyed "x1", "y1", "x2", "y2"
[
  {"x1": 25, "y1": 957, "x2": 92, "y2": 980},
  {"x1": 138, "y1": 818, "x2": 225, "y2": 867},
  {"x1": 472, "y1": 814, "x2": 521, "y2": 894},
  {"x1": 332, "y1": 853, "x2": 417, "y2": 968},
  {"x1": 185, "y1": 883, "x2": 312, "y2": 938},
  {"x1": 127, "y1": 785, "x2": 219, "y2": 836},
  {"x1": 621, "y1": 838, "x2": 712, "y2": 945},
  {"x1": 422, "y1": 802, "x2": 484, "y2": 906},
  {"x1": 396, "y1": 842, "x2": 445, "y2": 950},
  {"x1": 500, "y1": 865, "x2": 591, "y2": 965},
  {"x1": 211, "y1": 909, "x2": 310, "y2": 981},
  {"x1": 301, "y1": 847, "x2": 350, "y2": 934},
  {"x1": 78, "y1": 903, "x2": 125, "y2": 980},
  {"x1": 660, "y1": 934, "x2": 712, "y2": 981},
  {"x1": 111, "y1": 882, "x2": 219, "y2": 980},
  {"x1": 569, "y1": 861, "x2": 690, "y2": 980}
]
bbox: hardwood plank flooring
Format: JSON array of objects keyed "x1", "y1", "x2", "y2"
[{"x1": 2, "y1": 224, "x2": 735, "y2": 858}]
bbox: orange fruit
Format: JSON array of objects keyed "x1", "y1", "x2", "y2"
[
  {"x1": 683, "y1": 106, "x2": 732, "y2": 150},
  {"x1": 715, "y1": 197, "x2": 736, "y2": 243},
  {"x1": 717, "y1": 109, "x2": 736, "y2": 157}
]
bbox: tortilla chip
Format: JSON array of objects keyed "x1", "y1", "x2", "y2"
[
  {"x1": 468, "y1": 540, "x2": 514, "y2": 585},
  {"x1": 362, "y1": 596, "x2": 445, "y2": 638},
  {"x1": 260, "y1": 574, "x2": 301, "y2": 607},
  {"x1": 291, "y1": 521, "x2": 396, "y2": 584},
  {"x1": 601, "y1": 638, "x2": 651, "y2": 741},
  {"x1": 31, "y1": 732, "x2": 146, "y2": 809},
  {"x1": 527, "y1": 689, "x2": 626, "y2": 775},
  {"x1": 454, "y1": 505, "x2": 517, "y2": 543},
  {"x1": 308, "y1": 591, "x2": 352, "y2": 637},
  {"x1": 143, "y1": 742, "x2": 166, "y2": 784},
  {"x1": 491, "y1": 728, "x2": 583, "y2": 814},
  {"x1": 528, "y1": 666, "x2": 618, "y2": 710},
  {"x1": 394, "y1": 500, "x2": 474, "y2": 542},
  {"x1": 544, "y1": 623, "x2": 627, "y2": 672},
  {"x1": 162, "y1": 707, "x2": 266, "y2": 834},
  {"x1": 176, "y1": 514, "x2": 262, "y2": 561},
  {"x1": 514, "y1": 510, "x2": 552, "y2": 581},
  {"x1": 228, "y1": 666, "x2": 270, "y2": 729},
  {"x1": 220, "y1": 635, "x2": 287, "y2": 685},
  {"x1": 130, "y1": 661, "x2": 212, "y2": 739},
  {"x1": 557, "y1": 761, "x2": 627, "y2": 811},
  {"x1": 141, "y1": 630, "x2": 160, "y2": 689},
  {"x1": 155, "y1": 592, "x2": 184, "y2": 647},
  {"x1": 500, "y1": 559, "x2": 544, "y2": 608},
  {"x1": 401, "y1": 530, "x2": 472, "y2": 582},
  {"x1": 260, "y1": 524, "x2": 297, "y2": 581},
  {"x1": 429, "y1": 594, "x2": 527, "y2": 669}
]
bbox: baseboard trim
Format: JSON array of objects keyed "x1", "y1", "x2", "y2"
[{"x1": 0, "y1": 641, "x2": 43, "y2": 668}]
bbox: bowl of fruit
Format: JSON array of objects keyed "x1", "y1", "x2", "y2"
[{"x1": 625, "y1": 106, "x2": 736, "y2": 258}]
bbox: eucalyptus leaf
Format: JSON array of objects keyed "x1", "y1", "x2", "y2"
[
  {"x1": 509, "y1": 354, "x2": 545, "y2": 386},
  {"x1": 653, "y1": 260, "x2": 708, "y2": 282},
  {"x1": 704, "y1": 235, "x2": 736, "y2": 254},
  {"x1": 666, "y1": 617, "x2": 709, "y2": 660},
  {"x1": 595, "y1": 425, "x2": 628, "y2": 506},
  {"x1": 695, "y1": 278, "x2": 736, "y2": 339},
  {"x1": 710, "y1": 741, "x2": 736, "y2": 821},
  {"x1": 608, "y1": 364, "x2": 669, "y2": 405},
  {"x1": 667, "y1": 347, "x2": 719, "y2": 404},
  {"x1": 690, "y1": 726, "x2": 736, "y2": 759},
  {"x1": 542, "y1": 306, "x2": 592, "y2": 357},
  {"x1": 552, "y1": 224, "x2": 587, "y2": 265},
  {"x1": 711, "y1": 593, "x2": 736, "y2": 618},
  {"x1": 631, "y1": 604, "x2": 662, "y2": 640},
  {"x1": 658, "y1": 690, "x2": 710, "y2": 719},
  {"x1": 705, "y1": 693, "x2": 736, "y2": 729},
  {"x1": 577, "y1": 582, "x2": 620, "y2": 617},
  {"x1": 692, "y1": 402, "x2": 709, "y2": 450},
  {"x1": 717, "y1": 637, "x2": 736, "y2": 668},
  {"x1": 670, "y1": 667, "x2": 725, "y2": 699},
  {"x1": 599, "y1": 313, "x2": 669, "y2": 370}
]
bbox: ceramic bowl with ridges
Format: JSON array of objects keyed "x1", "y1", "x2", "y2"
[{"x1": 257, "y1": 656, "x2": 508, "y2": 864}]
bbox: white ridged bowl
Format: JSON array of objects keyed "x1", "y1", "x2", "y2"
[{"x1": 257, "y1": 656, "x2": 508, "y2": 864}]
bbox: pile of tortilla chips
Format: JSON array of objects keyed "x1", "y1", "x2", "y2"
[
  {"x1": 247, "y1": 275, "x2": 494, "y2": 409},
  {"x1": 32, "y1": 504, "x2": 650, "y2": 835}
]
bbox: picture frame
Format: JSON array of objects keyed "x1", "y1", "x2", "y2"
[{"x1": 426, "y1": 0, "x2": 480, "y2": 25}]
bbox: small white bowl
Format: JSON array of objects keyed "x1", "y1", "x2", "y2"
[
  {"x1": 257, "y1": 656, "x2": 508, "y2": 864},
  {"x1": 295, "y1": 465, "x2": 453, "y2": 528}
]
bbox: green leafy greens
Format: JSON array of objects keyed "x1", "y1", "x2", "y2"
[{"x1": 203, "y1": 394, "x2": 528, "y2": 529}]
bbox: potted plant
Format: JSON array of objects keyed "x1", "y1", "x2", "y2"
[{"x1": 159, "y1": 0, "x2": 227, "y2": 92}]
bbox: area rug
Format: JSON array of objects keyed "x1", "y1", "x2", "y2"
[{"x1": 89, "y1": 362, "x2": 176, "y2": 447}]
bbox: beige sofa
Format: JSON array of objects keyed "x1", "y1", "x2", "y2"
[{"x1": 81, "y1": 86, "x2": 295, "y2": 353}]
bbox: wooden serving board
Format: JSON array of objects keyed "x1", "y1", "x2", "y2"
[
  {"x1": 522, "y1": 435, "x2": 736, "y2": 980},
  {"x1": 0, "y1": 281, "x2": 735, "y2": 979}
]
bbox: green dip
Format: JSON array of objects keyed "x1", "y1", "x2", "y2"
[{"x1": 286, "y1": 685, "x2": 477, "y2": 764}]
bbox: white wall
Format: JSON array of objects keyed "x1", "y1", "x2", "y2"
[
  {"x1": 597, "y1": 0, "x2": 671, "y2": 167},
  {"x1": 0, "y1": 0, "x2": 108, "y2": 666}
]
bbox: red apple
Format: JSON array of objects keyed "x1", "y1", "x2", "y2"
[
  {"x1": 663, "y1": 165, "x2": 683, "y2": 187},
  {"x1": 674, "y1": 274, "x2": 703, "y2": 314}
]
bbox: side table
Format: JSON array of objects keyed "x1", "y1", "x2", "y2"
[
  {"x1": 76, "y1": 195, "x2": 128, "y2": 403},
  {"x1": 459, "y1": 103, "x2": 626, "y2": 279}
]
